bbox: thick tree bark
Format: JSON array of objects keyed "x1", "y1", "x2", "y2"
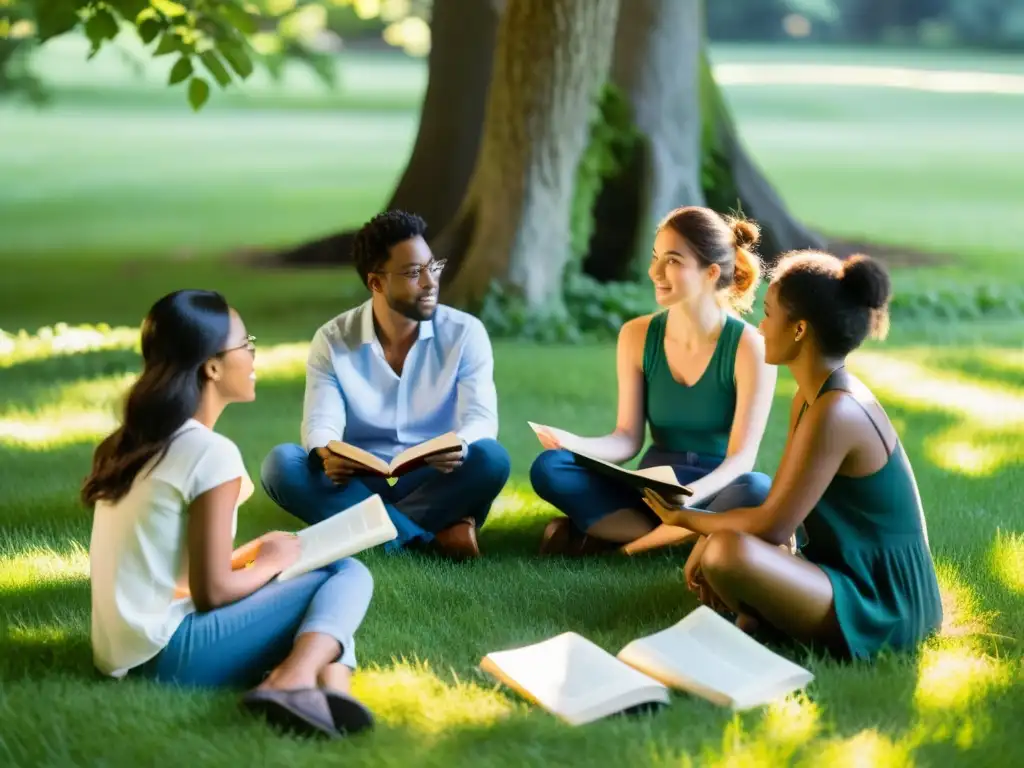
[
  {"x1": 275, "y1": 0, "x2": 502, "y2": 265},
  {"x1": 700, "y1": 48, "x2": 826, "y2": 260},
  {"x1": 585, "y1": 0, "x2": 704, "y2": 282},
  {"x1": 438, "y1": 0, "x2": 621, "y2": 310}
]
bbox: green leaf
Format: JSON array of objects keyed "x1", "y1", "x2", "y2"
[
  {"x1": 216, "y1": 3, "x2": 259, "y2": 35},
  {"x1": 199, "y1": 50, "x2": 232, "y2": 88},
  {"x1": 168, "y1": 54, "x2": 193, "y2": 85},
  {"x1": 152, "y1": 0, "x2": 188, "y2": 18},
  {"x1": 216, "y1": 40, "x2": 253, "y2": 79},
  {"x1": 109, "y1": 0, "x2": 150, "y2": 21},
  {"x1": 136, "y1": 17, "x2": 162, "y2": 44},
  {"x1": 36, "y1": 0, "x2": 81, "y2": 42},
  {"x1": 153, "y1": 31, "x2": 186, "y2": 56},
  {"x1": 188, "y1": 76, "x2": 209, "y2": 111},
  {"x1": 85, "y1": 8, "x2": 120, "y2": 47}
]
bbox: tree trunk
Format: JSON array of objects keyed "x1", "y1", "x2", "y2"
[
  {"x1": 275, "y1": 0, "x2": 502, "y2": 265},
  {"x1": 584, "y1": 0, "x2": 705, "y2": 282},
  {"x1": 438, "y1": 0, "x2": 621, "y2": 311},
  {"x1": 700, "y1": 47, "x2": 826, "y2": 260}
]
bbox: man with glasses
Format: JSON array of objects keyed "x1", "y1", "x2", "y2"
[{"x1": 260, "y1": 210, "x2": 511, "y2": 560}]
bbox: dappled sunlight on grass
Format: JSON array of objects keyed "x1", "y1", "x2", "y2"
[
  {"x1": 850, "y1": 350, "x2": 1024, "y2": 478},
  {"x1": 934, "y1": 562, "x2": 992, "y2": 639},
  {"x1": 812, "y1": 729, "x2": 915, "y2": 768},
  {"x1": 253, "y1": 341, "x2": 309, "y2": 382},
  {"x1": 988, "y1": 530, "x2": 1024, "y2": 594},
  {"x1": 700, "y1": 695, "x2": 823, "y2": 767},
  {"x1": 913, "y1": 646, "x2": 1009, "y2": 712},
  {"x1": 352, "y1": 659, "x2": 516, "y2": 736},
  {"x1": 0, "y1": 407, "x2": 119, "y2": 449},
  {"x1": 0, "y1": 543, "x2": 89, "y2": 592},
  {"x1": 0, "y1": 323, "x2": 137, "y2": 367}
]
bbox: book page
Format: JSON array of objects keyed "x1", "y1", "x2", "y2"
[
  {"x1": 277, "y1": 495, "x2": 398, "y2": 581},
  {"x1": 326, "y1": 440, "x2": 389, "y2": 475},
  {"x1": 617, "y1": 607, "x2": 813, "y2": 710},
  {"x1": 391, "y1": 432, "x2": 462, "y2": 472},
  {"x1": 526, "y1": 421, "x2": 582, "y2": 453},
  {"x1": 633, "y1": 466, "x2": 680, "y2": 486},
  {"x1": 481, "y1": 632, "x2": 668, "y2": 726}
]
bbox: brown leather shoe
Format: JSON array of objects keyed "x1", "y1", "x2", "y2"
[
  {"x1": 539, "y1": 517, "x2": 619, "y2": 557},
  {"x1": 432, "y1": 517, "x2": 480, "y2": 561}
]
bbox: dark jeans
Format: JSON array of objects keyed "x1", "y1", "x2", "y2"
[
  {"x1": 260, "y1": 439, "x2": 511, "y2": 552},
  {"x1": 529, "y1": 445, "x2": 772, "y2": 532}
]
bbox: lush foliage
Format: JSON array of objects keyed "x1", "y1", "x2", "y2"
[{"x1": 1, "y1": 0, "x2": 429, "y2": 107}]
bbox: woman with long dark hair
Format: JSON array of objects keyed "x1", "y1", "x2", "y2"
[
  {"x1": 644, "y1": 252, "x2": 943, "y2": 660},
  {"x1": 86, "y1": 289, "x2": 375, "y2": 739}
]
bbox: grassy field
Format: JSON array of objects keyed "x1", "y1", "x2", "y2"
[{"x1": 1, "y1": 39, "x2": 1023, "y2": 767}]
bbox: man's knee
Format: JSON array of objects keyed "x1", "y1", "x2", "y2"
[
  {"x1": 260, "y1": 443, "x2": 311, "y2": 499},
  {"x1": 464, "y1": 438, "x2": 512, "y2": 493},
  {"x1": 529, "y1": 448, "x2": 574, "y2": 500}
]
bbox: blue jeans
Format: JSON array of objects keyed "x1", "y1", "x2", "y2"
[
  {"x1": 530, "y1": 445, "x2": 772, "y2": 532},
  {"x1": 133, "y1": 558, "x2": 373, "y2": 688},
  {"x1": 260, "y1": 439, "x2": 511, "y2": 552}
]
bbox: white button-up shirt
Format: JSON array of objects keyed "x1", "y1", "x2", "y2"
[{"x1": 301, "y1": 299, "x2": 499, "y2": 461}]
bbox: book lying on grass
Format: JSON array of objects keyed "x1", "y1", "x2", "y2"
[
  {"x1": 326, "y1": 432, "x2": 463, "y2": 478},
  {"x1": 479, "y1": 606, "x2": 814, "y2": 726},
  {"x1": 527, "y1": 421, "x2": 693, "y2": 499},
  {"x1": 277, "y1": 494, "x2": 398, "y2": 582}
]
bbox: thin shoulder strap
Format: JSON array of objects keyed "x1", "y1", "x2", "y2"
[{"x1": 822, "y1": 369, "x2": 892, "y2": 456}]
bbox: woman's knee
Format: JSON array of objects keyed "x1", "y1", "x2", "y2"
[
  {"x1": 326, "y1": 557, "x2": 374, "y2": 593},
  {"x1": 529, "y1": 449, "x2": 575, "y2": 500},
  {"x1": 705, "y1": 471, "x2": 773, "y2": 512},
  {"x1": 700, "y1": 530, "x2": 756, "y2": 580}
]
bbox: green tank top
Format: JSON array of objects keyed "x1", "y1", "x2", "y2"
[
  {"x1": 642, "y1": 311, "x2": 744, "y2": 457},
  {"x1": 797, "y1": 368, "x2": 943, "y2": 659}
]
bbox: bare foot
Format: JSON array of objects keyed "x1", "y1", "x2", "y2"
[
  {"x1": 257, "y1": 665, "x2": 319, "y2": 692},
  {"x1": 318, "y1": 662, "x2": 353, "y2": 694}
]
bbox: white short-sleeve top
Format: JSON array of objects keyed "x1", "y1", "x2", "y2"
[{"x1": 89, "y1": 419, "x2": 253, "y2": 677}]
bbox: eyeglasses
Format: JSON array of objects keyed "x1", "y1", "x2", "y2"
[
  {"x1": 218, "y1": 335, "x2": 256, "y2": 357},
  {"x1": 374, "y1": 259, "x2": 448, "y2": 281}
]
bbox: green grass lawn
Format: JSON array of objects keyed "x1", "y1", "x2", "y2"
[{"x1": 1, "y1": 40, "x2": 1023, "y2": 767}]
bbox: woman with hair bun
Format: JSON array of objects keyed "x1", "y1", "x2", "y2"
[
  {"x1": 645, "y1": 251, "x2": 943, "y2": 659},
  {"x1": 530, "y1": 206, "x2": 778, "y2": 556}
]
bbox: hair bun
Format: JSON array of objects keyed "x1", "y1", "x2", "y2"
[
  {"x1": 729, "y1": 217, "x2": 761, "y2": 250},
  {"x1": 840, "y1": 254, "x2": 891, "y2": 310}
]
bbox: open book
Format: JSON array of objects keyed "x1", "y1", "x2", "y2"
[
  {"x1": 326, "y1": 432, "x2": 463, "y2": 478},
  {"x1": 480, "y1": 606, "x2": 814, "y2": 725},
  {"x1": 527, "y1": 421, "x2": 692, "y2": 499},
  {"x1": 277, "y1": 494, "x2": 398, "y2": 582}
]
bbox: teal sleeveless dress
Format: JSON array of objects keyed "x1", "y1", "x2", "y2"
[
  {"x1": 798, "y1": 369, "x2": 943, "y2": 659},
  {"x1": 642, "y1": 311, "x2": 745, "y2": 459}
]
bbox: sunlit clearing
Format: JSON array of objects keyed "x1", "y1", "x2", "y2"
[
  {"x1": 0, "y1": 544, "x2": 89, "y2": 592},
  {"x1": 714, "y1": 63, "x2": 1024, "y2": 96},
  {"x1": 814, "y1": 729, "x2": 915, "y2": 768},
  {"x1": 925, "y1": 430, "x2": 1020, "y2": 478},
  {"x1": 989, "y1": 530, "x2": 1024, "y2": 594},
  {"x1": 851, "y1": 352, "x2": 1024, "y2": 429},
  {"x1": 851, "y1": 351, "x2": 1023, "y2": 478},
  {"x1": 0, "y1": 324, "x2": 137, "y2": 367},
  {"x1": 351, "y1": 659, "x2": 515, "y2": 735},
  {"x1": 759, "y1": 694, "x2": 821, "y2": 748},
  {"x1": 0, "y1": 408, "x2": 118, "y2": 449},
  {"x1": 914, "y1": 647, "x2": 1009, "y2": 712}
]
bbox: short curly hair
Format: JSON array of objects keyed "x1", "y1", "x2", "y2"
[{"x1": 351, "y1": 210, "x2": 428, "y2": 287}]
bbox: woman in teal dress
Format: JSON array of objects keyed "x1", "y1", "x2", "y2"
[{"x1": 645, "y1": 250, "x2": 943, "y2": 659}]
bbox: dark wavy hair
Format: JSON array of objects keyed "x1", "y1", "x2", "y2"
[{"x1": 81, "y1": 290, "x2": 232, "y2": 506}]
